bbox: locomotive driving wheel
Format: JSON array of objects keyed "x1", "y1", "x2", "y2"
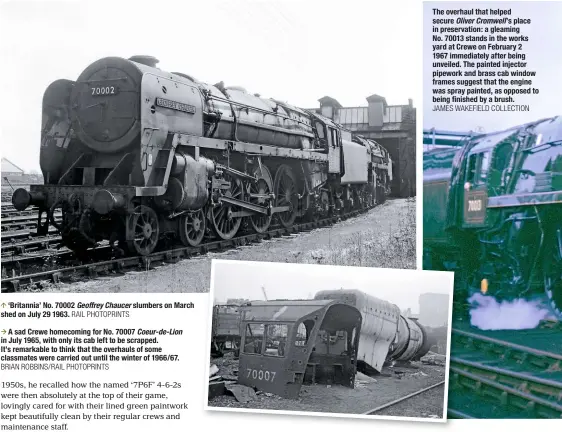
[
  {"x1": 211, "y1": 176, "x2": 243, "y2": 240},
  {"x1": 274, "y1": 164, "x2": 298, "y2": 228},
  {"x1": 179, "y1": 209, "x2": 206, "y2": 247},
  {"x1": 545, "y1": 227, "x2": 562, "y2": 318},
  {"x1": 248, "y1": 165, "x2": 273, "y2": 234},
  {"x1": 126, "y1": 205, "x2": 160, "y2": 256}
]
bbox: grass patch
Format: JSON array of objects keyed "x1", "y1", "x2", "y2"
[{"x1": 299, "y1": 198, "x2": 416, "y2": 269}]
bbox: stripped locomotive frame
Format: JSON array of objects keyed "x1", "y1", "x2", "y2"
[
  {"x1": 423, "y1": 116, "x2": 562, "y2": 316},
  {"x1": 12, "y1": 55, "x2": 392, "y2": 256}
]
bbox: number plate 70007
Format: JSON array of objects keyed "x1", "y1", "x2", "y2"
[{"x1": 246, "y1": 368, "x2": 276, "y2": 382}]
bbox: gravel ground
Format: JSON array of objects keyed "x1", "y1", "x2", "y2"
[
  {"x1": 208, "y1": 353, "x2": 446, "y2": 417},
  {"x1": 41, "y1": 198, "x2": 415, "y2": 293}
]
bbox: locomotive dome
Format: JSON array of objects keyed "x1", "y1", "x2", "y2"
[{"x1": 69, "y1": 57, "x2": 145, "y2": 153}]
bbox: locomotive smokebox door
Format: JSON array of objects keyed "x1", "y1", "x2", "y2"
[
  {"x1": 69, "y1": 57, "x2": 143, "y2": 154},
  {"x1": 463, "y1": 149, "x2": 490, "y2": 227}
]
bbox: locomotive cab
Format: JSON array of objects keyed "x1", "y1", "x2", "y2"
[
  {"x1": 426, "y1": 117, "x2": 562, "y2": 317},
  {"x1": 450, "y1": 128, "x2": 520, "y2": 230}
]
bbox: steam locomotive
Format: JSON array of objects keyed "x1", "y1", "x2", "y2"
[
  {"x1": 423, "y1": 116, "x2": 562, "y2": 317},
  {"x1": 12, "y1": 55, "x2": 392, "y2": 256}
]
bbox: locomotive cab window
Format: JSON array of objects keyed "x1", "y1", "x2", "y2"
[
  {"x1": 264, "y1": 324, "x2": 288, "y2": 357},
  {"x1": 243, "y1": 323, "x2": 264, "y2": 354},
  {"x1": 331, "y1": 128, "x2": 339, "y2": 147},
  {"x1": 467, "y1": 151, "x2": 491, "y2": 186},
  {"x1": 315, "y1": 122, "x2": 326, "y2": 139},
  {"x1": 295, "y1": 320, "x2": 313, "y2": 347}
]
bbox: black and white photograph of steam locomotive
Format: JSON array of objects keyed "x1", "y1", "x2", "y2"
[
  {"x1": 1, "y1": 1, "x2": 417, "y2": 293},
  {"x1": 207, "y1": 260, "x2": 453, "y2": 421},
  {"x1": 12, "y1": 54, "x2": 394, "y2": 254}
]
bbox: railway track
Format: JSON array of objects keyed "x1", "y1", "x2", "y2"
[
  {"x1": 1, "y1": 234, "x2": 62, "y2": 254},
  {"x1": 448, "y1": 327, "x2": 562, "y2": 419},
  {"x1": 361, "y1": 381, "x2": 446, "y2": 417},
  {"x1": 1, "y1": 208, "x2": 38, "y2": 217},
  {"x1": 1, "y1": 212, "x2": 61, "y2": 232},
  {"x1": 1, "y1": 206, "x2": 372, "y2": 293}
]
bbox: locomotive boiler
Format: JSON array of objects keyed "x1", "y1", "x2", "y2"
[
  {"x1": 314, "y1": 289, "x2": 432, "y2": 373},
  {"x1": 423, "y1": 116, "x2": 562, "y2": 317},
  {"x1": 13, "y1": 55, "x2": 391, "y2": 256}
]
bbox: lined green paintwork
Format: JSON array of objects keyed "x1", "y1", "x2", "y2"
[{"x1": 423, "y1": 116, "x2": 562, "y2": 307}]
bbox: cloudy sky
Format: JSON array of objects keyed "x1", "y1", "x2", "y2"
[
  {"x1": 0, "y1": 0, "x2": 421, "y2": 172},
  {"x1": 212, "y1": 260, "x2": 453, "y2": 314},
  {"x1": 423, "y1": 1, "x2": 562, "y2": 132}
]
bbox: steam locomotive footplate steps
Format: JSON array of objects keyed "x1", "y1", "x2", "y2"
[{"x1": 1, "y1": 205, "x2": 373, "y2": 293}]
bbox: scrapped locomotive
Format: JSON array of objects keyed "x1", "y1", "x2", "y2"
[
  {"x1": 314, "y1": 289, "x2": 432, "y2": 373},
  {"x1": 12, "y1": 55, "x2": 391, "y2": 256},
  {"x1": 423, "y1": 116, "x2": 562, "y2": 317},
  {"x1": 216, "y1": 290, "x2": 432, "y2": 398}
]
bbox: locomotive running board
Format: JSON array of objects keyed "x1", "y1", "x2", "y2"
[{"x1": 172, "y1": 134, "x2": 329, "y2": 163}]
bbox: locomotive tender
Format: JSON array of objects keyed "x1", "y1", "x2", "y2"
[
  {"x1": 423, "y1": 116, "x2": 562, "y2": 317},
  {"x1": 12, "y1": 55, "x2": 391, "y2": 256}
]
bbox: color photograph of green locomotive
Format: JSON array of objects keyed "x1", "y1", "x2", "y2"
[
  {"x1": 424, "y1": 116, "x2": 561, "y2": 318},
  {"x1": 423, "y1": 117, "x2": 562, "y2": 419}
]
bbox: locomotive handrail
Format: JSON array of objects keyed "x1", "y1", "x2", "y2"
[{"x1": 205, "y1": 93, "x2": 312, "y2": 127}]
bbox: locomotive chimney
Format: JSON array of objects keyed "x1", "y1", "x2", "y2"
[{"x1": 128, "y1": 55, "x2": 160, "y2": 68}]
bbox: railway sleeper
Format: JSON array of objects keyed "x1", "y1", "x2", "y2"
[
  {"x1": 450, "y1": 367, "x2": 562, "y2": 418},
  {"x1": 1, "y1": 207, "x2": 375, "y2": 292}
]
